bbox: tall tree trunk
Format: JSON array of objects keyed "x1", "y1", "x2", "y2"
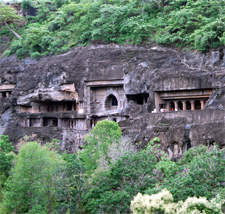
[{"x1": 4, "y1": 21, "x2": 22, "y2": 39}]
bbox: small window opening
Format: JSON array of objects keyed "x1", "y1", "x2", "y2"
[
  {"x1": 29, "y1": 119, "x2": 32, "y2": 127},
  {"x1": 111, "y1": 96, "x2": 118, "y2": 106},
  {"x1": 67, "y1": 103, "x2": 72, "y2": 111},
  {"x1": 2, "y1": 92, "x2": 6, "y2": 97},
  {"x1": 52, "y1": 119, "x2": 58, "y2": 127},
  {"x1": 43, "y1": 119, "x2": 49, "y2": 127}
]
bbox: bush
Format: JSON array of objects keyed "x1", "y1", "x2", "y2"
[
  {"x1": 41, "y1": 51, "x2": 49, "y2": 56},
  {"x1": 10, "y1": 40, "x2": 22, "y2": 54},
  {"x1": 31, "y1": 51, "x2": 41, "y2": 60},
  {"x1": 131, "y1": 189, "x2": 225, "y2": 214},
  {"x1": 15, "y1": 48, "x2": 28, "y2": 58},
  {"x1": 2, "y1": 50, "x2": 11, "y2": 58}
]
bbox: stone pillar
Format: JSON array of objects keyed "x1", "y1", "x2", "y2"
[
  {"x1": 58, "y1": 118, "x2": 62, "y2": 128},
  {"x1": 156, "y1": 104, "x2": 160, "y2": 113},
  {"x1": 155, "y1": 92, "x2": 162, "y2": 113},
  {"x1": 87, "y1": 86, "x2": 91, "y2": 114},
  {"x1": 201, "y1": 100, "x2": 205, "y2": 110},
  {"x1": 6, "y1": 92, "x2": 10, "y2": 98},
  {"x1": 166, "y1": 102, "x2": 170, "y2": 112},
  {"x1": 175, "y1": 101, "x2": 178, "y2": 111},
  {"x1": 27, "y1": 119, "x2": 30, "y2": 127},
  {"x1": 182, "y1": 101, "x2": 186, "y2": 110},
  {"x1": 40, "y1": 118, "x2": 43, "y2": 127},
  {"x1": 191, "y1": 100, "x2": 195, "y2": 111},
  {"x1": 0, "y1": 93, "x2": 2, "y2": 98}
]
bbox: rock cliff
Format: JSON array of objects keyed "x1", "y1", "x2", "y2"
[{"x1": 0, "y1": 45, "x2": 225, "y2": 156}]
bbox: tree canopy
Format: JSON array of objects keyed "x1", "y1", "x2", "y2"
[
  {"x1": 0, "y1": 3, "x2": 24, "y2": 39},
  {"x1": 1, "y1": 127, "x2": 225, "y2": 213},
  {"x1": 1, "y1": 0, "x2": 225, "y2": 58}
]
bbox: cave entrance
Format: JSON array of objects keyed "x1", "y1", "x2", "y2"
[
  {"x1": 170, "y1": 101, "x2": 175, "y2": 111},
  {"x1": 61, "y1": 118, "x2": 76, "y2": 128},
  {"x1": 28, "y1": 118, "x2": 41, "y2": 127},
  {"x1": 2, "y1": 92, "x2": 7, "y2": 98},
  {"x1": 195, "y1": 100, "x2": 201, "y2": 110},
  {"x1": 178, "y1": 101, "x2": 183, "y2": 110},
  {"x1": 186, "y1": 101, "x2": 191, "y2": 110},
  {"x1": 127, "y1": 93, "x2": 149, "y2": 105},
  {"x1": 43, "y1": 117, "x2": 58, "y2": 127}
]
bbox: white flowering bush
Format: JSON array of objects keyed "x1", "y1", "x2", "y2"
[
  {"x1": 177, "y1": 195, "x2": 224, "y2": 214},
  {"x1": 130, "y1": 189, "x2": 176, "y2": 214},
  {"x1": 131, "y1": 189, "x2": 224, "y2": 214}
]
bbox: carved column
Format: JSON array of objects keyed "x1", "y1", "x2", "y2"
[
  {"x1": 156, "y1": 103, "x2": 160, "y2": 113},
  {"x1": 166, "y1": 102, "x2": 170, "y2": 112},
  {"x1": 154, "y1": 92, "x2": 161, "y2": 113},
  {"x1": 175, "y1": 101, "x2": 178, "y2": 111},
  {"x1": 40, "y1": 117, "x2": 43, "y2": 127},
  {"x1": 87, "y1": 86, "x2": 91, "y2": 114},
  {"x1": 58, "y1": 118, "x2": 62, "y2": 128},
  {"x1": 201, "y1": 100, "x2": 205, "y2": 110},
  {"x1": 27, "y1": 119, "x2": 30, "y2": 127},
  {"x1": 182, "y1": 101, "x2": 186, "y2": 110},
  {"x1": 191, "y1": 100, "x2": 195, "y2": 111}
]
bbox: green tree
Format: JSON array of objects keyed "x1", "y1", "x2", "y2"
[
  {"x1": 0, "y1": 3, "x2": 24, "y2": 39},
  {"x1": 79, "y1": 120, "x2": 122, "y2": 173},
  {"x1": 57, "y1": 153, "x2": 85, "y2": 213},
  {"x1": 0, "y1": 135, "x2": 15, "y2": 208},
  {"x1": 83, "y1": 142, "x2": 159, "y2": 213},
  {"x1": 147, "y1": 145, "x2": 225, "y2": 202},
  {"x1": 0, "y1": 135, "x2": 14, "y2": 177},
  {"x1": 4, "y1": 142, "x2": 66, "y2": 214}
]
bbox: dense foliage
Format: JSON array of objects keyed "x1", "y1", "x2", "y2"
[
  {"x1": 0, "y1": 121, "x2": 225, "y2": 213},
  {"x1": 1, "y1": 0, "x2": 225, "y2": 58}
]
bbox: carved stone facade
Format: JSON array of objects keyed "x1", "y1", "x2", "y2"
[
  {"x1": 0, "y1": 45, "x2": 225, "y2": 155},
  {"x1": 0, "y1": 84, "x2": 15, "y2": 98},
  {"x1": 154, "y1": 89, "x2": 212, "y2": 112}
]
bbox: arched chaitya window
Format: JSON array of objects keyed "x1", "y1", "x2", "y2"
[
  {"x1": 170, "y1": 101, "x2": 175, "y2": 111},
  {"x1": 178, "y1": 101, "x2": 183, "y2": 110},
  {"x1": 186, "y1": 101, "x2": 191, "y2": 110},
  {"x1": 105, "y1": 94, "x2": 118, "y2": 111},
  {"x1": 195, "y1": 100, "x2": 201, "y2": 110},
  {"x1": 111, "y1": 96, "x2": 118, "y2": 106}
]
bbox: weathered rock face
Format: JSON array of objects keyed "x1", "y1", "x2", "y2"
[{"x1": 0, "y1": 45, "x2": 225, "y2": 155}]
